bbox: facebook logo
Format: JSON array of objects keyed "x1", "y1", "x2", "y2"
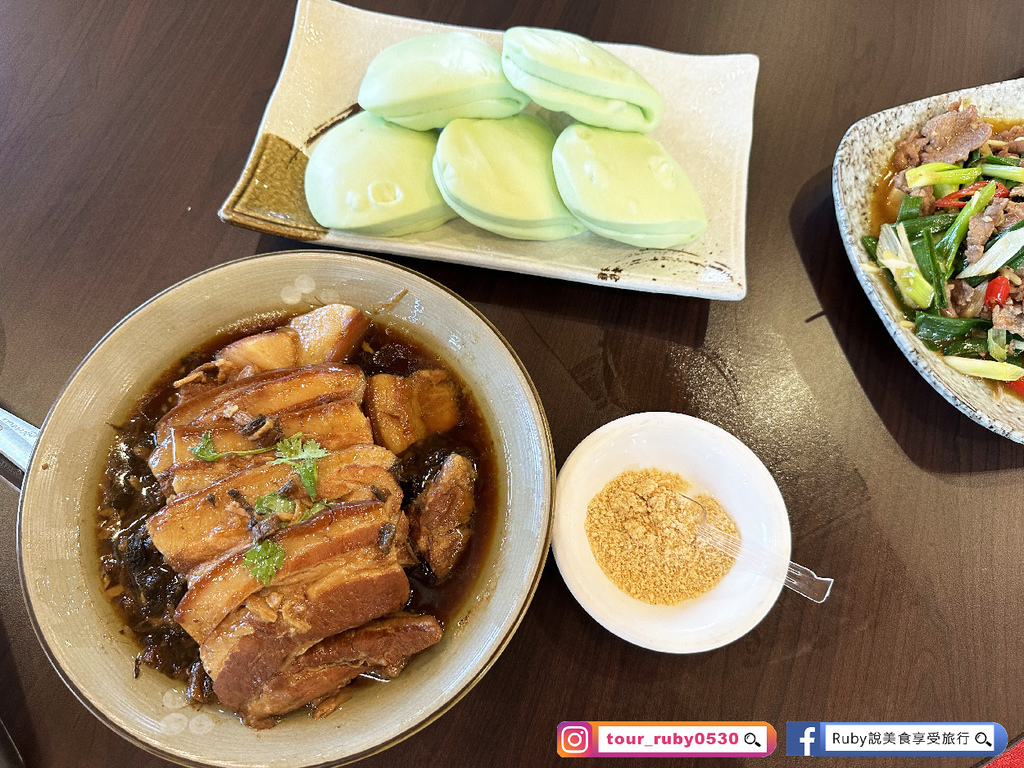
[
  {"x1": 785, "y1": 721, "x2": 1004, "y2": 757},
  {"x1": 786, "y1": 723, "x2": 820, "y2": 756}
]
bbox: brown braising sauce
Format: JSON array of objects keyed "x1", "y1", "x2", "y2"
[{"x1": 97, "y1": 308, "x2": 498, "y2": 697}]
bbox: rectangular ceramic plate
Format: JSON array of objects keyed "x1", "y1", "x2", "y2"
[
  {"x1": 833, "y1": 78, "x2": 1024, "y2": 442},
  {"x1": 220, "y1": 0, "x2": 759, "y2": 299}
]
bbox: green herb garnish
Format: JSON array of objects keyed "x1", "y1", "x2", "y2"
[
  {"x1": 242, "y1": 540, "x2": 286, "y2": 585},
  {"x1": 188, "y1": 431, "x2": 275, "y2": 463},
  {"x1": 296, "y1": 501, "x2": 328, "y2": 524},
  {"x1": 270, "y1": 433, "x2": 329, "y2": 500},
  {"x1": 253, "y1": 492, "x2": 296, "y2": 519}
]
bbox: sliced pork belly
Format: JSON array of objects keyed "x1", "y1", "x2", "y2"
[
  {"x1": 408, "y1": 453, "x2": 477, "y2": 579},
  {"x1": 366, "y1": 369, "x2": 461, "y2": 454},
  {"x1": 175, "y1": 305, "x2": 371, "y2": 402},
  {"x1": 175, "y1": 501, "x2": 393, "y2": 644},
  {"x1": 218, "y1": 329, "x2": 300, "y2": 378},
  {"x1": 147, "y1": 446, "x2": 402, "y2": 577},
  {"x1": 243, "y1": 613, "x2": 442, "y2": 727},
  {"x1": 201, "y1": 545, "x2": 409, "y2": 723},
  {"x1": 289, "y1": 303, "x2": 370, "y2": 366},
  {"x1": 155, "y1": 364, "x2": 365, "y2": 447},
  {"x1": 150, "y1": 400, "x2": 374, "y2": 497}
]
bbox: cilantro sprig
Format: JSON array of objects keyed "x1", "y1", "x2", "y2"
[
  {"x1": 242, "y1": 540, "x2": 286, "y2": 585},
  {"x1": 253, "y1": 492, "x2": 296, "y2": 519},
  {"x1": 270, "y1": 434, "x2": 329, "y2": 500},
  {"x1": 296, "y1": 500, "x2": 328, "y2": 524},
  {"x1": 188, "y1": 432, "x2": 275, "y2": 462}
]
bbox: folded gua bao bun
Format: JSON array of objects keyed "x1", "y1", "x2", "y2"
[
  {"x1": 501, "y1": 26, "x2": 664, "y2": 133},
  {"x1": 552, "y1": 123, "x2": 706, "y2": 248},
  {"x1": 358, "y1": 32, "x2": 530, "y2": 131},
  {"x1": 305, "y1": 111, "x2": 455, "y2": 236},
  {"x1": 433, "y1": 114, "x2": 585, "y2": 241}
]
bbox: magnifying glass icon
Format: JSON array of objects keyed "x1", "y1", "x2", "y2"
[
  {"x1": 976, "y1": 733, "x2": 993, "y2": 747},
  {"x1": 745, "y1": 733, "x2": 762, "y2": 748}
]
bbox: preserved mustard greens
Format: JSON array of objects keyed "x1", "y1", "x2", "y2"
[
  {"x1": 433, "y1": 114, "x2": 584, "y2": 240},
  {"x1": 357, "y1": 32, "x2": 529, "y2": 131},
  {"x1": 304, "y1": 112, "x2": 455, "y2": 235},
  {"x1": 552, "y1": 123, "x2": 707, "y2": 248},
  {"x1": 501, "y1": 26, "x2": 664, "y2": 133}
]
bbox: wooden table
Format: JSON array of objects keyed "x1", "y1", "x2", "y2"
[{"x1": 1, "y1": 1, "x2": 1021, "y2": 765}]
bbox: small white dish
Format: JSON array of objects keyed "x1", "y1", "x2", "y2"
[
  {"x1": 552, "y1": 412, "x2": 790, "y2": 653},
  {"x1": 220, "y1": 0, "x2": 759, "y2": 300},
  {"x1": 833, "y1": 78, "x2": 1024, "y2": 442}
]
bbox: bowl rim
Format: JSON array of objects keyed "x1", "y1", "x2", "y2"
[
  {"x1": 16, "y1": 249, "x2": 555, "y2": 767},
  {"x1": 551, "y1": 410, "x2": 790, "y2": 654},
  {"x1": 831, "y1": 77, "x2": 1024, "y2": 444}
]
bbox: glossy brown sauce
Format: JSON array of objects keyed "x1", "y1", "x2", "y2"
[{"x1": 97, "y1": 308, "x2": 498, "y2": 689}]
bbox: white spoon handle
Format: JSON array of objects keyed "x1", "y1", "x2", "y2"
[{"x1": 697, "y1": 522, "x2": 834, "y2": 603}]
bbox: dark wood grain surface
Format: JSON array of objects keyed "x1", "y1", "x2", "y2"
[{"x1": 1, "y1": 1, "x2": 1022, "y2": 766}]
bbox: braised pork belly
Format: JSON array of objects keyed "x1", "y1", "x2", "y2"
[{"x1": 98, "y1": 304, "x2": 496, "y2": 728}]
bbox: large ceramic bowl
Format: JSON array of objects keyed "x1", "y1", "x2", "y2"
[
  {"x1": 16, "y1": 251, "x2": 554, "y2": 766},
  {"x1": 832, "y1": 77, "x2": 1024, "y2": 442}
]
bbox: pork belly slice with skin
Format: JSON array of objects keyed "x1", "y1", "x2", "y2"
[
  {"x1": 243, "y1": 613, "x2": 442, "y2": 728},
  {"x1": 408, "y1": 453, "x2": 477, "y2": 580},
  {"x1": 367, "y1": 369, "x2": 461, "y2": 454},
  {"x1": 201, "y1": 545, "x2": 410, "y2": 722},
  {"x1": 176, "y1": 305, "x2": 371, "y2": 402},
  {"x1": 155, "y1": 364, "x2": 366, "y2": 447},
  {"x1": 289, "y1": 303, "x2": 371, "y2": 367},
  {"x1": 175, "y1": 500, "x2": 393, "y2": 644},
  {"x1": 150, "y1": 400, "x2": 375, "y2": 496},
  {"x1": 147, "y1": 446, "x2": 403, "y2": 577}
]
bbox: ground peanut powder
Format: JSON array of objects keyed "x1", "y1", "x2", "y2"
[{"x1": 584, "y1": 468, "x2": 738, "y2": 605}]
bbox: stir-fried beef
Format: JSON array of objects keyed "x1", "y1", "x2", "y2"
[
  {"x1": 893, "y1": 170, "x2": 935, "y2": 216},
  {"x1": 965, "y1": 198, "x2": 1009, "y2": 264},
  {"x1": 893, "y1": 133, "x2": 928, "y2": 171},
  {"x1": 242, "y1": 613, "x2": 442, "y2": 728},
  {"x1": 999, "y1": 201, "x2": 1024, "y2": 234},
  {"x1": 992, "y1": 303, "x2": 1024, "y2": 336},
  {"x1": 367, "y1": 369, "x2": 461, "y2": 454},
  {"x1": 408, "y1": 453, "x2": 477, "y2": 580},
  {"x1": 993, "y1": 125, "x2": 1024, "y2": 157},
  {"x1": 944, "y1": 279, "x2": 986, "y2": 320},
  {"x1": 919, "y1": 103, "x2": 993, "y2": 165}
]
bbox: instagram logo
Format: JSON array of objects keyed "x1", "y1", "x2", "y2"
[{"x1": 558, "y1": 722, "x2": 592, "y2": 756}]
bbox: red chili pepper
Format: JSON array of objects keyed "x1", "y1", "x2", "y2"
[
  {"x1": 1007, "y1": 378, "x2": 1024, "y2": 397},
  {"x1": 985, "y1": 275, "x2": 1011, "y2": 308},
  {"x1": 934, "y1": 180, "x2": 1010, "y2": 208}
]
